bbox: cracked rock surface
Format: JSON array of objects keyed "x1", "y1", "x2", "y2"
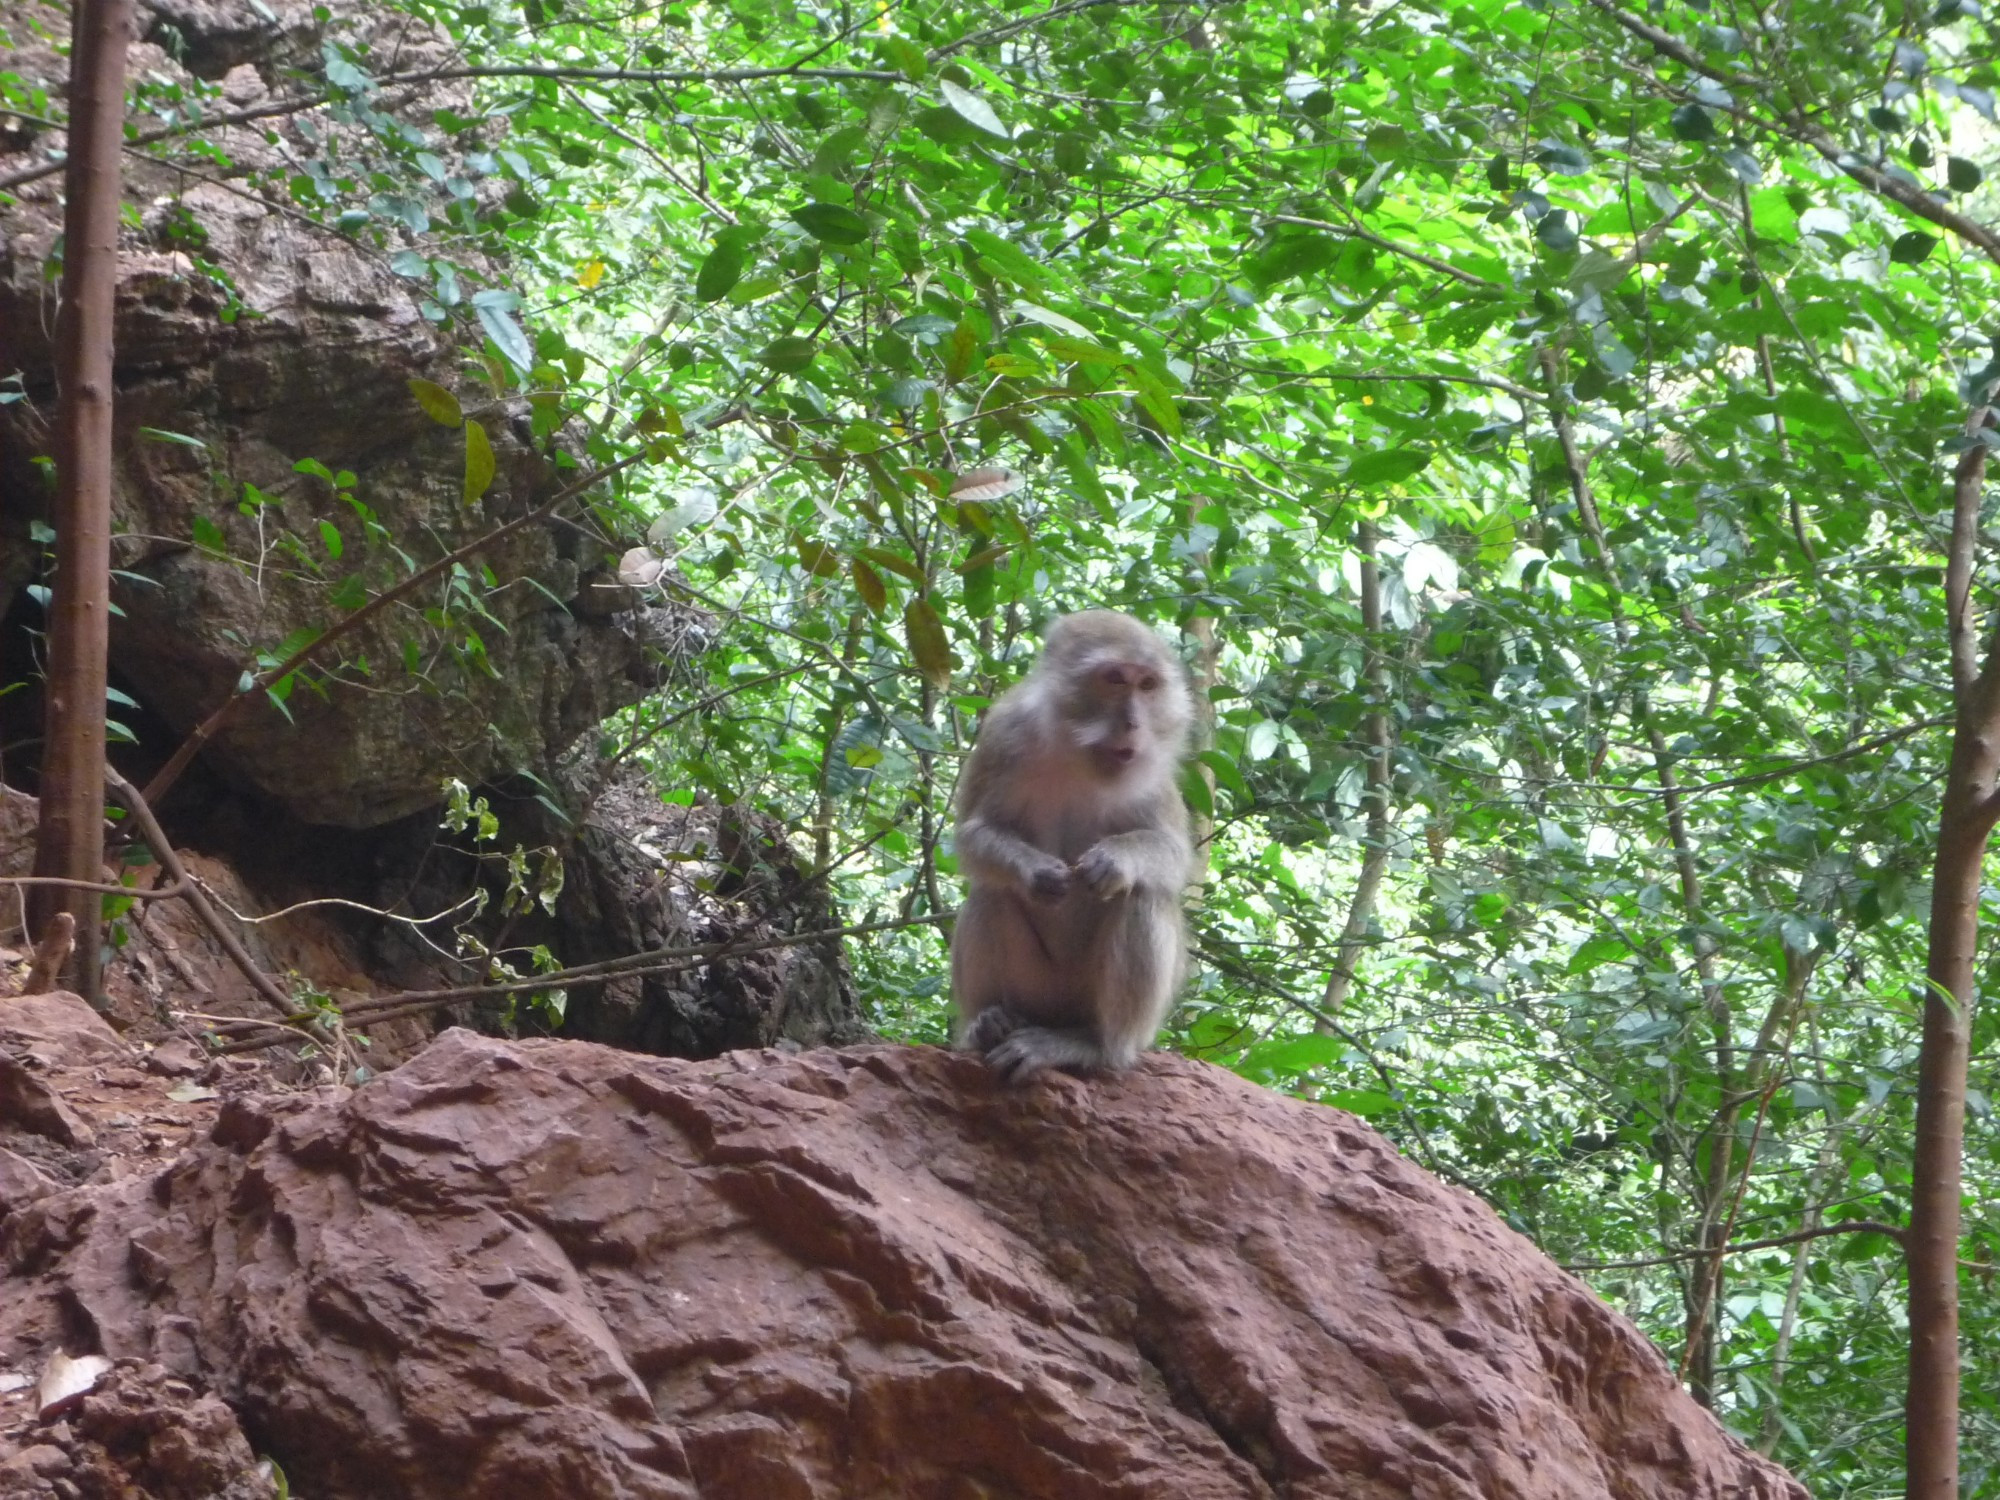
[{"x1": 1, "y1": 1028, "x2": 1807, "y2": 1499}]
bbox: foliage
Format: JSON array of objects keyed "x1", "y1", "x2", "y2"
[{"x1": 65, "y1": 0, "x2": 2000, "y2": 1487}]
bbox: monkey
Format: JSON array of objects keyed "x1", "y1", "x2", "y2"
[
  {"x1": 15, "y1": 911, "x2": 74, "y2": 997},
  {"x1": 949, "y1": 610, "x2": 1197, "y2": 1084}
]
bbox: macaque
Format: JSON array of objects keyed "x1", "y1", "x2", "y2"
[
  {"x1": 19, "y1": 911, "x2": 75, "y2": 996},
  {"x1": 950, "y1": 611, "x2": 1196, "y2": 1083}
]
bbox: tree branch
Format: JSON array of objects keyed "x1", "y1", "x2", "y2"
[{"x1": 1564, "y1": 1219, "x2": 1906, "y2": 1271}]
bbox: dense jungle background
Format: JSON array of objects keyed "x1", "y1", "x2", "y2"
[{"x1": 8, "y1": 0, "x2": 2000, "y2": 1490}]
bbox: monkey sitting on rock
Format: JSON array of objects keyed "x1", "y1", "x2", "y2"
[{"x1": 949, "y1": 611, "x2": 1197, "y2": 1083}]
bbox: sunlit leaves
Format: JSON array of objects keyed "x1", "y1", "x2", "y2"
[
  {"x1": 462, "y1": 420, "x2": 495, "y2": 506},
  {"x1": 695, "y1": 226, "x2": 758, "y2": 301},
  {"x1": 940, "y1": 79, "x2": 1010, "y2": 139},
  {"x1": 758, "y1": 336, "x2": 818, "y2": 373},
  {"x1": 790, "y1": 202, "x2": 871, "y2": 245},
  {"x1": 252, "y1": 0, "x2": 2000, "y2": 1476},
  {"x1": 408, "y1": 377, "x2": 463, "y2": 427},
  {"x1": 471, "y1": 290, "x2": 533, "y2": 372}
]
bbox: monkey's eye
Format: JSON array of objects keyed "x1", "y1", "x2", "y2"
[
  {"x1": 1137, "y1": 674, "x2": 1160, "y2": 692},
  {"x1": 1099, "y1": 666, "x2": 1130, "y2": 688}
]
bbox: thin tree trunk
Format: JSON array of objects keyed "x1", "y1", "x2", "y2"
[
  {"x1": 1906, "y1": 424, "x2": 2000, "y2": 1499},
  {"x1": 1761, "y1": 1090, "x2": 1869, "y2": 1457},
  {"x1": 28, "y1": 0, "x2": 134, "y2": 1005},
  {"x1": 1185, "y1": 496, "x2": 1220, "y2": 879},
  {"x1": 1322, "y1": 521, "x2": 1392, "y2": 1017},
  {"x1": 1541, "y1": 344, "x2": 1734, "y2": 1401}
]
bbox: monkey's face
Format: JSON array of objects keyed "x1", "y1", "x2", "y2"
[{"x1": 1062, "y1": 654, "x2": 1178, "y2": 779}]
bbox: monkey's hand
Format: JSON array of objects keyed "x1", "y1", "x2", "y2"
[
  {"x1": 1024, "y1": 854, "x2": 1072, "y2": 902},
  {"x1": 960, "y1": 1005, "x2": 1023, "y2": 1054},
  {"x1": 1074, "y1": 842, "x2": 1134, "y2": 901}
]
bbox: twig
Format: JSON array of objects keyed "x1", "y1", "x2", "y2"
[
  {"x1": 1565, "y1": 1219, "x2": 1905, "y2": 1270},
  {"x1": 104, "y1": 767, "x2": 296, "y2": 1018},
  {"x1": 206, "y1": 911, "x2": 949, "y2": 1052},
  {"x1": 0, "y1": 874, "x2": 189, "y2": 899}
]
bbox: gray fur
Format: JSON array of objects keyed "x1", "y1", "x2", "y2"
[{"x1": 950, "y1": 612, "x2": 1196, "y2": 1083}]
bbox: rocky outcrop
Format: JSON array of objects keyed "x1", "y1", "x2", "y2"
[
  {"x1": 0, "y1": 0, "x2": 703, "y2": 826},
  {"x1": 0, "y1": 1359, "x2": 275, "y2": 1500},
  {"x1": 401, "y1": 767, "x2": 863, "y2": 1055},
  {"x1": 0, "y1": 1010, "x2": 1807, "y2": 1500}
]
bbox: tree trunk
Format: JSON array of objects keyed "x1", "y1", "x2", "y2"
[
  {"x1": 1905, "y1": 430, "x2": 2000, "y2": 1498},
  {"x1": 27, "y1": 0, "x2": 134, "y2": 1004},
  {"x1": 1322, "y1": 522, "x2": 1392, "y2": 1017}
]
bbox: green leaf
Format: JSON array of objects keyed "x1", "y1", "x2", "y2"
[
  {"x1": 136, "y1": 427, "x2": 207, "y2": 448},
  {"x1": 1247, "y1": 1033, "x2": 1343, "y2": 1075},
  {"x1": 1535, "y1": 141, "x2": 1590, "y2": 175},
  {"x1": 1325, "y1": 1089, "x2": 1396, "y2": 1118},
  {"x1": 695, "y1": 229, "x2": 752, "y2": 301},
  {"x1": 913, "y1": 106, "x2": 981, "y2": 146},
  {"x1": 879, "y1": 34, "x2": 926, "y2": 79},
  {"x1": 880, "y1": 377, "x2": 933, "y2": 409},
  {"x1": 945, "y1": 320, "x2": 980, "y2": 383},
  {"x1": 1012, "y1": 301, "x2": 1094, "y2": 339},
  {"x1": 1053, "y1": 132, "x2": 1093, "y2": 175},
  {"x1": 841, "y1": 419, "x2": 891, "y2": 453},
  {"x1": 463, "y1": 419, "x2": 496, "y2": 506},
  {"x1": 904, "y1": 598, "x2": 955, "y2": 687},
  {"x1": 963, "y1": 227, "x2": 1047, "y2": 290},
  {"x1": 190, "y1": 514, "x2": 227, "y2": 553},
  {"x1": 892, "y1": 313, "x2": 957, "y2": 342},
  {"x1": 1948, "y1": 156, "x2": 1983, "y2": 192},
  {"x1": 1248, "y1": 233, "x2": 1336, "y2": 289},
  {"x1": 1669, "y1": 104, "x2": 1716, "y2": 141},
  {"x1": 1179, "y1": 761, "x2": 1214, "y2": 820},
  {"x1": 1348, "y1": 448, "x2": 1432, "y2": 486},
  {"x1": 790, "y1": 202, "x2": 871, "y2": 245},
  {"x1": 759, "y1": 335, "x2": 819, "y2": 373},
  {"x1": 940, "y1": 78, "x2": 1010, "y2": 139},
  {"x1": 961, "y1": 554, "x2": 995, "y2": 616},
  {"x1": 1889, "y1": 230, "x2": 1939, "y2": 264},
  {"x1": 797, "y1": 537, "x2": 842, "y2": 578},
  {"x1": 318, "y1": 519, "x2": 344, "y2": 559},
  {"x1": 408, "y1": 377, "x2": 463, "y2": 427},
  {"x1": 1569, "y1": 935, "x2": 1631, "y2": 973},
  {"x1": 472, "y1": 291, "x2": 534, "y2": 372},
  {"x1": 1534, "y1": 209, "x2": 1578, "y2": 253}
]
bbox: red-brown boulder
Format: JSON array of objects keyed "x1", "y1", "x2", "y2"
[{"x1": 2, "y1": 1029, "x2": 1806, "y2": 1499}]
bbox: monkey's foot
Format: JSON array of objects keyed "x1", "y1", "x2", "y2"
[
  {"x1": 983, "y1": 1025, "x2": 1110, "y2": 1086},
  {"x1": 960, "y1": 1005, "x2": 1024, "y2": 1055}
]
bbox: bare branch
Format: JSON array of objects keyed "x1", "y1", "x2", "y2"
[{"x1": 1564, "y1": 1219, "x2": 1906, "y2": 1271}]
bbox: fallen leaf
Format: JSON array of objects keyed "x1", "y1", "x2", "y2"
[
  {"x1": 38, "y1": 1351, "x2": 110, "y2": 1419},
  {"x1": 617, "y1": 547, "x2": 668, "y2": 587}
]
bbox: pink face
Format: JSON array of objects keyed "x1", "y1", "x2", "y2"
[{"x1": 1073, "y1": 656, "x2": 1169, "y2": 775}]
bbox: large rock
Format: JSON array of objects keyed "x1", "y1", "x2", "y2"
[
  {"x1": 408, "y1": 768, "x2": 864, "y2": 1055},
  {"x1": 0, "y1": 0, "x2": 702, "y2": 826},
  {"x1": 1, "y1": 1030, "x2": 1806, "y2": 1500}
]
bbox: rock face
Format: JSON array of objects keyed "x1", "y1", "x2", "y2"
[
  {"x1": 0, "y1": 0, "x2": 703, "y2": 826},
  {"x1": 0, "y1": 1021, "x2": 1808, "y2": 1500},
  {"x1": 423, "y1": 769, "x2": 863, "y2": 1055}
]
